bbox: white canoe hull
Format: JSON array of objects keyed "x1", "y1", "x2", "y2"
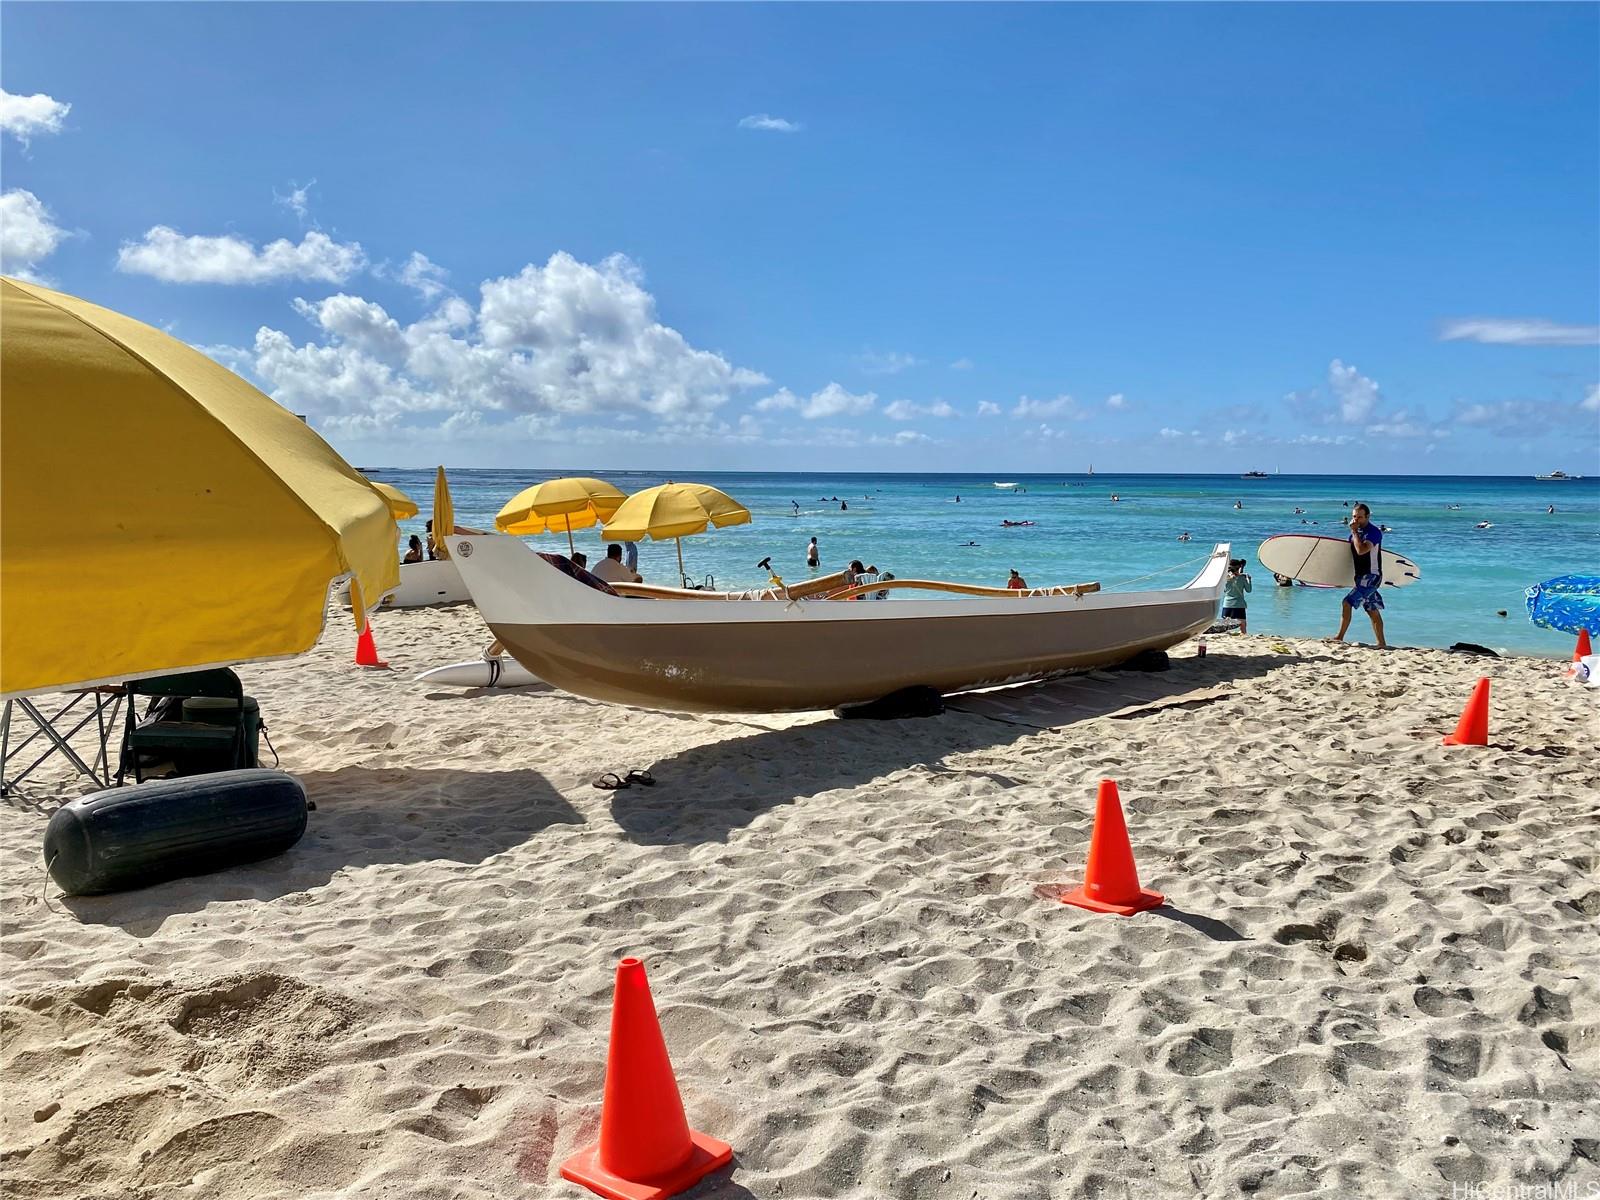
[
  {"x1": 339, "y1": 558, "x2": 470, "y2": 609},
  {"x1": 445, "y1": 535, "x2": 1230, "y2": 713}
]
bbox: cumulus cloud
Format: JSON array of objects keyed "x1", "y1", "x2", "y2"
[
  {"x1": 395, "y1": 251, "x2": 449, "y2": 300},
  {"x1": 0, "y1": 189, "x2": 67, "y2": 280},
  {"x1": 755, "y1": 382, "x2": 875, "y2": 420},
  {"x1": 1106, "y1": 393, "x2": 1127, "y2": 410},
  {"x1": 218, "y1": 252, "x2": 767, "y2": 436},
  {"x1": 1367, "y1": 410, "x2": 1448, "y2": 440},
  {"x1": 1583, "y1": 384, "x2": 1599, "y2": 413},
  {"x1": 0, "y1": 88, "x2": 70, "y2": 146},
  {"x1": 738, "y1": 114, "x2": 802, "y2": 133},
  {"x1": 117, "y1": 226, "x2": 367, "y2": 284},
  {"x1": 274, "y1": 180, "x2": 315, "y2": 221},
  {"x1": 1439, "y1": 317, "x2": 1600, "y2": 347},
  {"x1": 976, "y1": 400, "x2": 1001, "y2": 417},
  {"x1": 949, "y1": 357, "x2": 974, "y2": 371},
  {"x1": 1012, "y1": 394, "x2": 1085, "y2": 419},
  {"x1": 883, "y1": 399, "x2": 956, "y2": 420},
  {"x1": 856, "y1": 350, "x2": 921, "y2": 375},
  {"x1": 1328, "y1": 359, "x2": 1380, "y2": 422}
]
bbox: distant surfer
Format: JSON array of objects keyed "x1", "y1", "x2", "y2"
[
  {"x1": 841, "y1": 501, "x2": 848, "y2": 511},
  {"x1": 1233, "y1": 500, "x2": 1243, "y2": 510},
  {"x1": 1330, "y1": 502, "x2": 1387, "y2": 649},
  {"x1": 1547, "y1": 504, "x2": 1556, "y2": 515},
  {"x1": 792, "y1": 501, "x2": 800, "y2": 515}
]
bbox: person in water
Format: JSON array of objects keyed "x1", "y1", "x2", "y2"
[
  {"x1": 1222, "y1": 558, "x2": 1251, "y2": 633},
  {"x1": 841, "y1": 501, "x2": 848, "y2": 511},
  {"x1": 403, "y1": 535, "x2": 425, "y2": 564},
  {"x1": 1007, "y1": 569, "x2": 1027, "y2": 590},
  {"x1": 806, "y1": 537, "x2": 820, "y2": 569},
  {"x1": 1331, "y1": 502, "x2": 1388, "y2": 648}
]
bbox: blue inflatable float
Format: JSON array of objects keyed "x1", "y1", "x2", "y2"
[{"x1": 1525, "y1": 574, "x2": 1600, "y2": 635}]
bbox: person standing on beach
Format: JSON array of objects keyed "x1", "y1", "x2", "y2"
[
  {"x1": 1222, "y1": 558, "x2": 1251, "y2": 633},
  {"x1": 1331, "y1": 502, "x2": 1388, "y2": 648},
  {"x1": 806, "y1": 537, "x2": 820, "y2": 570}
]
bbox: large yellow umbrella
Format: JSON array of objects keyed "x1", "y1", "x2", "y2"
[
  {"x1": 370, "y1": 481, "x2": 418, "y2": 520},
  {"x1": 494, "y1": 476, "x2": 626, "y2": 554},
  {"x1": 0, "y1": 276, "x2": 399, "y2": 698},
  {"x1": 602, "y1": 482, "x2": 751, "y2": 586},
  {"x1": 430, "y1": 466, "x2": 454, "y2": 560}
]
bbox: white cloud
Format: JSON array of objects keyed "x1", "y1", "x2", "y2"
[
  {"x1": 1582, "y1": 384, "x2": 1599, "y2": 413},
  {"x1": 227, "y1": 252, "x2": 767, "y2": 433},
  {"x1": 755, "y1": 382, "x2": 875, "y2": 420},
  {"x1": 1106, "y1": 393, "x2": 1127, "y2": 410},
  {"x1": 856, "y1": 350, "x2": 921, "y2": 375},
  {"x1": 1328, "y1": 359, "x2": 1380, "y2": 422},
  {"x1": 1439, "y1": 317, "x2": 1600, "y2": 347},
  {"x1": 0, "y1": 89, "x2": 70, "y2": 146},
  {"x1": 883, "y1": 399, "x2": 956, "y2": 420},
  {"x1": 274, "y1": 180, "x2": 315, "y2": 221},
  {"x1": 1367, "y1": 410, "x2": 1448, "y2": 440},
  {"x1": 976, "y1": 400, "x2": 1001, "y2": 417},
  {"x1": 0, "y1": 189, "x2": 67, "y2": 280},
  {"x1": 950, "y1": 357, "x2": 974, "y2": 371},
  {"x1": 395, "y1": 251, "x2": 449, "y2": 300},
  {"x1": 1012, "y1": 394, "x2": 1085, "y2": 419},
  {"x1": 738, "y1": 114, "x2": 802, "y2": 133},
  {"x1": 1159, "y1": 427, "x2": 1194, "y2": 440},
  {"x1": 1449, "y1": 398, "x2": 1584, "y2": 437},
  {"x1": 117, "y1": 226, "x2": 367, "y2": 284}
]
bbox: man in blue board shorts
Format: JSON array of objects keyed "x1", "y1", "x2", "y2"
[{"x1": 1330, "y1": 502, "x2": 1388, "y2": 648}]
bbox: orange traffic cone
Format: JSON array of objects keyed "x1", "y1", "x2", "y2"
[
  {"x1": 354, "y1": 624, "x2": 388, "y2": 668},
  {"x1": 560, "y1": 958, "x2": 732, "y2": 1200},
  {"x1": 1575, "y1": 629, "x2": 1593, "y2": 662},
  {"x1": 1059, "y1": 780, "x2": 1165, "y2": 916},
  {"x1": 1442, "y1": 677, "x2": 1490, "y2": 746}
]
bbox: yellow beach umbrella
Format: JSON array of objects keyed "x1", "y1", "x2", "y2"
[
  {"x1": 431, "y1": 466, "x2": 454, "y2": 560},
  {"x1": 495, "y1": 476, "x2": 626, "y2": 555},
  {"x1": 370, "y1": 481, "x2": 419, "y2": 520},
  {"x1": 602, "y1": 482, "x2": 751, "y2": 586},
  {"x1": 0, "y1": 276, "x2": 399, "y2": 698}
]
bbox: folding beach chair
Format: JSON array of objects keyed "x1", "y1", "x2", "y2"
[{"x1": 119, "y1": 668, "x2": 252, "y2": 784}]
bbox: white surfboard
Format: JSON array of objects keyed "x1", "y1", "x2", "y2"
[
  {"x1": 414, "y1": 657, "x2": 542, "y2": 689},
  {"x1": 1256, "y1": 534, "x2": 1421, "y2": 589}
]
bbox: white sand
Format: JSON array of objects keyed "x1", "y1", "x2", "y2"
[{"x1": 3, "y1": 606, "x2": 1597, "y2": 1198}]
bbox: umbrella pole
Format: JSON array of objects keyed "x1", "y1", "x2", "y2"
[
  {"x1": 566, "y1": 521, "x2": 575, "y2": 558},
  {"x1": 676, "y1": 538, "x2": 686, "y2": 588}
]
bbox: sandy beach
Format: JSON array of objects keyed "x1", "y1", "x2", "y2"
[{"x1": 3, "y1": 605, "x2": 1596, "y2": 1199}]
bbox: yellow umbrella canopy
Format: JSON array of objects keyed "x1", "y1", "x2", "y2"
[
  {"x1": 495, "y1": 476, "x2": 626, "y2": 554},
  {"x1": 602, "y1": 482, "x2": 751, "y2": 585},
  {"x1": 0, "y1": 276, "x2": 399, "y2": 698},
  {"x1": 430, "y1": 466, "x2": 454, "y2": 560},
  {"x1": 370, "y1": 481, "x2": 419, "y2": 520}
]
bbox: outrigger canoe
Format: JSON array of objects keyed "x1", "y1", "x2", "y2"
[{"x1": 446, "y1": 535, "x2": 1230, "y2": 713}]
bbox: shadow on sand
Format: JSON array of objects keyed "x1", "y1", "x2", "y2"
[
  {"x1": 610, "y1": 652, "x2": 1293, "y2": 848},
  {"x1": 61, "y1": 766, "x2": 579, "y2": 935}
]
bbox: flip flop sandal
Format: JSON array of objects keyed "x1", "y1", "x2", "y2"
[
  {"x1": 592, "y1": 772, "x2": 631, "y2": 790},
  {"x1": 625, "y1": 770, "x2": 656, "y2": 787}
]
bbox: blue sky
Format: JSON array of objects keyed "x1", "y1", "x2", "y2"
[{"x1": 4, "y1": 2, "x2": 1596, "y2": 473}]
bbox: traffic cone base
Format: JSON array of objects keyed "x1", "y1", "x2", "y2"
[
  {"x1": 560, "y1": 1130, "x2": 733, "y2": 1200},
  {"x1": 355, "y1": 625, "x2": 388, "y2": 669},
  {"x1": 1059, "y1": 882, "x2": 1165, "y2": 917},
  {"x1": 1442, "y1": 677, "x2": 1489, "y2": 746},
  {"x1": 1055, "y1": 780, "x2": 1166, "y2": 917}
]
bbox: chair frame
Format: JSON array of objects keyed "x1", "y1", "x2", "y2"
[{"x1": 119, "y1": 668, "x2": 248, "y2": 784}]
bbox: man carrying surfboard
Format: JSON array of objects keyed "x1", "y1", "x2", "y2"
[{"x1": 1331, "y1": 502, "x2": 1388, "y2": 649}]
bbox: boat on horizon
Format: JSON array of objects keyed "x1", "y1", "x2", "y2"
[
  {"x1": 1240, "y1": 470, "x2": 1270, "y2": 479},
  {"x1": 1535, "y1": 470, "x2": 1582, "y2": 481},
  {"x1": 446, "y1": 535, "x2": 1230, "y2": 713}
]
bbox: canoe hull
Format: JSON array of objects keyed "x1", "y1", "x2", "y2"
[{"x1": 449, "y1": 535, "x2": 1228, "y2": 713}]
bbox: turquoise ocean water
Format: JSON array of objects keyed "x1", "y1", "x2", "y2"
[{"x1": 367, "y1": 469, "x2": 1599, "y2": 659}]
